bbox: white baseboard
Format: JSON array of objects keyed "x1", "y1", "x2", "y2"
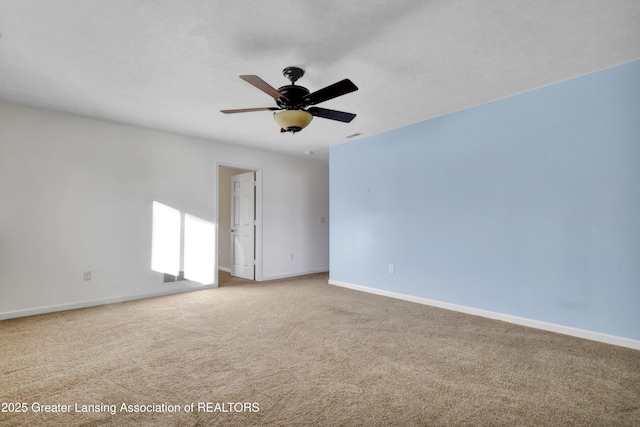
[
  {"x1": 328, "y1": 279, "x2": 640, "y2": 351},
  {"x1": 0, "y1": 285, "x2": 217, "y2": 321},
  {"x1": 261, "y1": 269, "x2": 329, "y2": 282},
  {"x1": 218, "y1": 267, "x2": 231, "y2": 273}
]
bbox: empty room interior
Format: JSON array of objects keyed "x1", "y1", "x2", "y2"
[{"x1": 1, "y1": 1, "x2": 639, "y2": 426}]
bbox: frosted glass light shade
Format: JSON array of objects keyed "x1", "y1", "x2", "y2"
[{"x1": 274, "y1": 110, "x2": 313, "y2": 133}]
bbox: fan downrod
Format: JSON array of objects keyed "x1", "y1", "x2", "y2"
[{"x1": 283, "y1": 66, "x2": 304, "y2": 85}]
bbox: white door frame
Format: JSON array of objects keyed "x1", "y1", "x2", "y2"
[{"x1": 215, "y1": 163, "x2": 263, "y2": 286}]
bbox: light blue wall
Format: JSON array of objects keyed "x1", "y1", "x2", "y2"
[{"x1": 330, "y1": 60, "x2": 640, "y2": 341}]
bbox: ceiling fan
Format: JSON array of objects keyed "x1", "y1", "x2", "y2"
[{"x1": 221, "y1": 66, "x2": 358, "y2": 133}]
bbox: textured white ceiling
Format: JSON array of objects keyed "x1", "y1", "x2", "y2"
[{"x1": 1, "y1": 1, "x2": 639, "y2": 160}]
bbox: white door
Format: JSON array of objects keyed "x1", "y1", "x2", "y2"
[{"x1": 230, "y1": 171, "x2": 255, "y2": 279}]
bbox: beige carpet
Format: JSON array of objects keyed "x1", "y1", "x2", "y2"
[{"x1": 1, "y1": 273, "x2": 639, "y2": 426}]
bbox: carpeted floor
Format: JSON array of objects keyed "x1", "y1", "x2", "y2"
[{"x1": 1, "y1": 272, "x2": 639, "y2": 426}]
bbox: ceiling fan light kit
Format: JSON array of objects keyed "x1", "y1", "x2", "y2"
[
  {"x1": 221, "y1": 66, "x2": 358, "y2": 134},
  {"x1": 274, "y1": 110, "x2": 313, "y2": 133}
]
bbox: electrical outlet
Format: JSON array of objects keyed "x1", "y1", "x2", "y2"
[
  {"x1": 290, "y1": 254, "x2": 294, "y2": 261},
  {"x1": 320, "y1": 217, "x2": 326, "y2": 224},
  {"x1": 388, "y1": 264, "x2": 395, "y2": 274},
  {"x1": 83, "y1": 271, "x2": 92, "y2": 281}
]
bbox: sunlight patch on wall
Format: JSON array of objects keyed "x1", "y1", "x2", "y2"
[
  {"x1": 151, "y1": 202, "x2": 216, "y2": 285},
  {"x1": 184, "y1": 214, "x2": 216, "y2": 284},
  {"x1": 151, "y1": 202, "x2": 180, "y2": 276}
]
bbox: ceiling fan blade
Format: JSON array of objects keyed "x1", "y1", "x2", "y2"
[
  {"x1": 220, "y1": 107, "x2": 280, "y2": 114},
  {"x1": 304, "y1": 79, "x2": 358, "y2": 106},
  {"x1": 307, "y1": 107, "x2": 356, "y2": 123},
  {"x1": 240, "y1": 75, "x2": 288, "y2": 101}
]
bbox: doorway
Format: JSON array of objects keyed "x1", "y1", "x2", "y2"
[{"x1": 217, "y1": 164, "x2": 263, "y2": 285}]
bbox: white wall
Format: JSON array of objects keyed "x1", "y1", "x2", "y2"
[{"x1": 0, "y1": 101, "x2": 329, "y2": 319}]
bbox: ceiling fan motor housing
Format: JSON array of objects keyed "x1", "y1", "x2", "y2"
[{"x1": 276, "y1": 85, "x2": 310, "y2": 109}]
